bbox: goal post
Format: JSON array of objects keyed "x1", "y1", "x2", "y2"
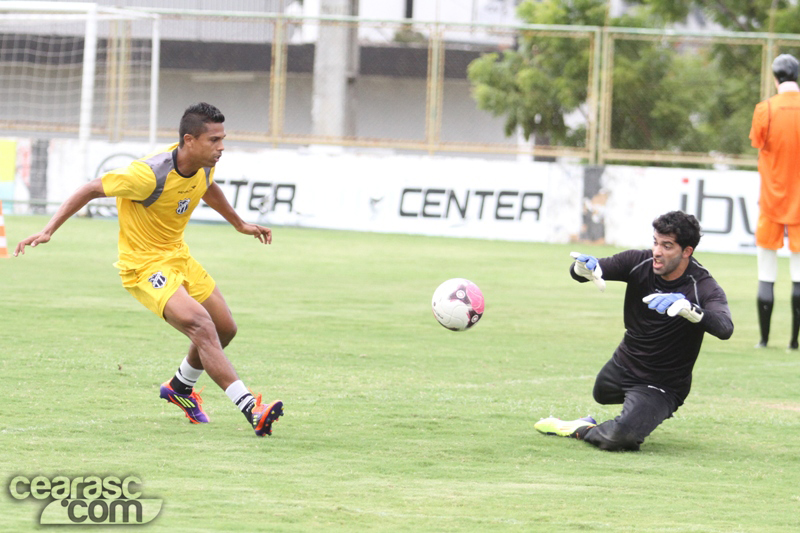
[{"x1": 0, "y1": 1, "x2": 161, "y2": 147}]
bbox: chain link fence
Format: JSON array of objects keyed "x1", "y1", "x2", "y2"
[
  {"x1": 0, "y1": 9, "x2": 156, "y2": 140},
  {"x1": 3, "y1": 4, "x2": 800, "y2": 166},
  {"x1": 599, "y1": 29, "x2": 768, "y2": 166}
]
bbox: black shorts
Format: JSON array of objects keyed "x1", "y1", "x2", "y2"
[{"x1": 581, "y1": 358, "x2": 683, "y2": 451}]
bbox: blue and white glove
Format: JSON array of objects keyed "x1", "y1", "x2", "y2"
[
  {"x1": 642, "y1": 293, "x2": 704, "y2": 323},
  {"x1": 570, "y1": 252, "x2": 605, "y2": 292}
]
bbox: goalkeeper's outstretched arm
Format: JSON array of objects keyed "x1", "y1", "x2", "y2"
[
  {"x1": 693, "y1": 296, "x2": 734, "y2": 340},
  {"x1": 643, "y1": 292, "x2": 733, "y2": 340},
  {"x1": 569, "y1": 252, "x2": 606, "y2": 292}
]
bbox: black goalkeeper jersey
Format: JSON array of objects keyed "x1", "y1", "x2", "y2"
[{"x1": 571, "y1": 249, "x2": 733, "y2": 399}]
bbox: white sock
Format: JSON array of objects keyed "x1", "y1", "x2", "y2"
[
  {"x1": 758, "y1": 247, "x2": 779, "y2": 283},
  {"x1": 175, "y1": 357, "x2": 203, "y2": 388},
  {"x1": 225, "y1": 380, "x2": 255, "y2": 413},
  {"x1": 791, "y1": 253, "x2": 800, "y2": 282}
]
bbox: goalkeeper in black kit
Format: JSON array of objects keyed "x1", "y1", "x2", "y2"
[{"x1": 535, "y1": 211, "x2": 734, "y2": 451}]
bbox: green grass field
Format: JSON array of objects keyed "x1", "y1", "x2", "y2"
[{"x1": 1, "y1": 214, "x2": 799, "y2": 532}]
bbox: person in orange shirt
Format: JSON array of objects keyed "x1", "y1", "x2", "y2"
[{"x1": 750, "y1": 54, "x2": 800, "y2": 349}]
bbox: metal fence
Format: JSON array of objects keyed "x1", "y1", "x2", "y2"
[
  {"x1": 3, "y1": 4, "x2": 800, "y2": 166},
  {"x1": 597, "y1": 28, "x2": 790, "y2": 167},
  {"x1": 0, "y1": 3, "x2": 158, "y2": 143}
]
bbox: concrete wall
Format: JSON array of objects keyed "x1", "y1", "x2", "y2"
[{"x1": 157, "y1": 70, "x2": 510, "y2": 146}]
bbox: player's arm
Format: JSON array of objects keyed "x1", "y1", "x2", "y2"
[
  {"x1": 696, "y1": 295, "x2": 734, "y2": 340},
  {"x1": 569, "y1": 249, "x2": 644, "y2": 290},
  {"x1": 642, "y1": 289, "x2": 733, "y2": 340},
  {"x1": 14, "y1": 178, "x2": 106, "y2": 256},
  {"x1": 569, "y1": 252, "x2": 605, "y2": 292},
  {"x1": 202, "y1": 182, "x2": 272, "y2": 245},
  {"x1": 749, "y1": 102, "x2": 768, "y2": 150}
]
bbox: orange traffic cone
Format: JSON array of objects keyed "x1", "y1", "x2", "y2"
[{"x1": 0, "y1": 202, "x2": 9, "y2": 258}]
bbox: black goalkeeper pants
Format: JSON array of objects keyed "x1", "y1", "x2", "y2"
[{"x1": 580, "y1": 358, "x2": 682, "y2": 452}]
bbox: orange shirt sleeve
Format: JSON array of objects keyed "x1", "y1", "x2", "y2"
[{"x1": 750, "y1": 101, "x2": 769, "y2": 150}]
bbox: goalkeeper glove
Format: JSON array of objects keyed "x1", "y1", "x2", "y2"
[
  {"x1": 642, "y1": 293, "x2": 704, "y2": 323},
  {"x1": 570, "y1": 252, "x2": 605, "y2": 292}
]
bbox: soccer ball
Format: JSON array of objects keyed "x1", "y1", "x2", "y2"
[{"x1": 431, "y1": 278, "x2": 485, "y2": 331}]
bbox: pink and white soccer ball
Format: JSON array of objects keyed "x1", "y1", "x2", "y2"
[{"x1": 431, "y1": 278, "x2": 485, "y2": 331}]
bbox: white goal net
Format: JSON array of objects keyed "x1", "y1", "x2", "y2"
[{"x1": 0, "y1": 2, "x2": 159, "y2": 143}]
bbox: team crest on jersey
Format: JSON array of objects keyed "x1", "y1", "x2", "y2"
[
  {"x1": 176, "y1": 198, "x2": 190, "y2": 215},
  {"x1": 148, "y1": 271, "x2": 167, "y2": 289}
]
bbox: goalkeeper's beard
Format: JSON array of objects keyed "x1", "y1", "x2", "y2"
[{"x1": 653, "y1": 254, "x2": 682, "y2": 278}]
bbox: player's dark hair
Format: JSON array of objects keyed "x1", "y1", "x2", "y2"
[
  {"x1": 773, "y1": 54, "x2": 799, "y2": 84},
  {"x1": 652, "y1": 211, "x2": 702, "y2": 251},
  {"x1": 179, "y1": 102, "x2": 225, "y2": 146}
]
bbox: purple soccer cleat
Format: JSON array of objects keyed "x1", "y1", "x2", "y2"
[
  {"x1": 160, "y1": 381, "x2": 210, "y2": 424},
  {"x1": 250, "y1": 394, "x2": 283, "y2": 437}
]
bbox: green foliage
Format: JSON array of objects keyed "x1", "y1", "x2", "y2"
[
  {"x1": 467, "y1": 0, "x2": 606, "y2": 146},
  {"x1": 645, "y1": 0, "x2": 772, "y2": 32},
  {"x1": 773, "y1": 5, "x2": 800, "y2": 33},
  {"x1": 2, "y1": 216, "x2": 800, "y2": 532},
  {"x1": 466, "y1": 0, "x2": 800, "y2": 158}
]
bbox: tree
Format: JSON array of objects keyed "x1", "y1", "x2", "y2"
[
  {"x1": 645, "y1": 0, "x2": 800, "y2": 155},
  {"x1": 467, "y1": 0, "x2": 800, "y2": 159},
  {"x1": 467, "y1": 0, "x2": 607, "y2": 147}
]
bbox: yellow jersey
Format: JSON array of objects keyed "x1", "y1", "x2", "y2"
[{"x1": 100, "y1": 143, "x2": 214, "y2": 270}]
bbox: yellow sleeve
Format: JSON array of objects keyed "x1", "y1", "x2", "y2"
[{"x1": 101, "y1": 161, "x2": 157, "y2": 201}]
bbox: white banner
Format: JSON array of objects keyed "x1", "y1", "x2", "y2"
[
  {"x1": 45, "y1": 140, "x2": 584, "y2": 243},
  {"x1": 603, "y1": 165, "x2": 760, "y2": 254},
  {"x1": 203, "y1": 150, "x2": 584, "y2": 243},
  {"x1": 20, "y1": 139, "x2": 766, "y2": 254}
]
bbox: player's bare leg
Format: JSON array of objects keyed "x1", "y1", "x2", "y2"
[
  {"x1": 164, "y1": 286, "x2": 239, "y2": 389},
  {"x1": 162, "y1": 286, "x2": 283, "y2": 435},
  {"x1": 185, "y1": 287, "x2": 238, "y2": 370},
  {"x1": 165, "y1": 288, "x2": 237, "y2": 410}
]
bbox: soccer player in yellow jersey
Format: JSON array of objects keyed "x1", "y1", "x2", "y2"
[{"x1": 14, "y1": 103, "x2": 283, "y2": 437}]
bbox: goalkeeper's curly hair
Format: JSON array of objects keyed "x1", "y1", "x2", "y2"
[{"x1": 652, "y1": 211, "x2": 702, "y2": 251}]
